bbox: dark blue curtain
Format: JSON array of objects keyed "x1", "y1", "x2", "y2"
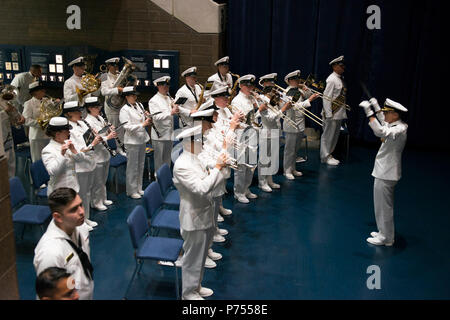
[{"x1": 227, "y1": 0, "x2": 448, "y2": 150}]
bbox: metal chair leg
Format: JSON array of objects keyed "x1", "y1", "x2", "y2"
[
  {"x1": 175, "y1": 266, "x2": 180, "y2": 300},
  {"x1": 137, "y1": 259, "x2": 145, "y2": 274},
  {"x1": 124, "y1": 260, "x2": 140, "y2": 299}
]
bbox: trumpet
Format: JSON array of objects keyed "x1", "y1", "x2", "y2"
[
  {"x1": 219, "y1": 128, "x2": 257, "y2": 152},
  {"x1": 203, "y1": 146, "x2": 254, "y2": 170}
]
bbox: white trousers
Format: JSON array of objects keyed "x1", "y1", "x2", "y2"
[
  {"x1": 320, "y1": 119, "x2": 342, "y2": 160},
  {"x1": 373, "y1": 178, "x2": 397, "y2": 242},
  {"x1": 30, "y1": 138, "x2": 49, "y2": 163},
  {"x1": 77, "y1": 171, "x2": 95, "y2": 219},
  {"x1": 234, "y1": 164, "x2": 254, "y2": 196},
  {"x1": 153, "y1": 140, "x2": 172, "y2": 174},
  {"x1": 92, "y1": 161, "x2": 110, "y2": 207},
  {"x1": 125, "y1": 144, "x2": 146, "y2": 196},
  {"x1": 180, "y1": 227, "x2": 215, "y2": 300},
  {"x1": 258, "y1": 136, "x2": 278, "y2": 185},
  {"x1": 283, "y1": 132, "x2": 304, "y2": 173}
]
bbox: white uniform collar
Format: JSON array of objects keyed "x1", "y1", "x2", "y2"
[{"x1": 45, "y1": 219, "x2": 79, "y2": 241}]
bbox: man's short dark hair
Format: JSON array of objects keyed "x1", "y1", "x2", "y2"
[
  {"x1": 36, "y1": 267, "x2": 71, "y2": 299},
  {"x1": 48, "y1": 188, "x2": 77, "y2": 214},
  {"x1": 30, "y1": 64, "x2": 42, "y2": 70}
]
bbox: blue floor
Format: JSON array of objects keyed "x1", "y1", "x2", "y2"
[{"x1": 13, "y1": 144, "x2": 450, "y2": 300}]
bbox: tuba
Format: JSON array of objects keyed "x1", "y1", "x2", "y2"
[
  {"x1": 76, "y1": 73, "x2": 101, "y2": 104},
  {"x1": 37, "y1": 96, "x2": 64, "y2": 130},
  {"x1": 106, "y1": 56, "x2": 138, "y2": 110},
  {"x1": 0, "y1": 84, "x2": 24, "y2": 128}
]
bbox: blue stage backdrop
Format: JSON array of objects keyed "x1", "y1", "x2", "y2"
[{"x1": 227, "y1": 0, "x2": 447, "y2": 150}]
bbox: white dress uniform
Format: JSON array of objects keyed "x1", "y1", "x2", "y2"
[
  {"x1": 175, "y1": 83, "x2": 202, "y2": 128},
  {"x1": 173, "y1": 129, "x2": 225, "y2": 300},
  {"x1": 367, "y1": 101, "x2": 408, "y2": 244},
  {"x1": 11, "y1": 71, "x2": 35, "y2": 113},
  {"x1": 258, "y1": 94, "x2": 281, "y2": 188},
  {"x1": 84, "y1": 112, "x2": 111, "y2": 208},
  {"x1": 320, "y1": 71, "x2": 347, "y2": 161},
  {"x1": 283, "y1": 86, "x2": 311, "y2": 175},
  {"x1": 22, "y1": 97, "x2": 49, "y2": 162},
  {"x1": 34, "y1": 219, "x2": 94, "y2": 300},
  {"x1": 119, "y1": 101, "x2": 150, "y2": 196},
  {"x1": 148, "y1": 92, "x2": 174, "y2": 172},
  {"x1": 42, "y1": 139, "x2": 84, "y2": 196},
  {"x1": 0, "y1": 103, "x2": 16, "y2": 177},
  {"x1": 101, "y1": 72, "x2": 121, "y2": 130},
  {"x1": 69, "y1": 120, "x2": 97, "y2": 219},
  {"x1": 230, "y1": 90, "x2": 257, "y2": 198},
  {"x1": 64, "y1": 74, "x2": 84, "y2": 103},
  {"x1": 207, "y1": 72, "x2": 233, "y2": 93}
]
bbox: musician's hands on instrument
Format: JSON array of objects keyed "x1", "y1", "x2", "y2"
[
  {"x1": 215, "y1": 152, "x2": 228, "y2": 170},
  {"x1": 62, "y1": 140, "x2": 77, "y2": 155},
  {"x1": 107, "y1": 130, "x2": 117, "y2": 140},
  {"x1": 16, "y1": 115, "x2": 25, "y2": 125},
  {"x1": 229, "y1": 117, "x2": 240, "y2": 130},
  {"x1": 281, "y1": 101, "x2": 292, "y2": 112},
  {"x1": 92, "y1": 135, "x2": 103, "y2": 146},
  {"x1": 170, "y1": 105, "x2": 179, "y2": 115},
  {"x1": 258, "y1": 103, "x2": 268, "y2": 112},
  {"x1": 308, "y1": 93, "x2": 320, "y2": 102},
  {"x1": 143, "y1": 117, "x2": 152, "y2": 127},
  {"x1": 117, "y1": 87, "x2": 124, "y2": 93}
]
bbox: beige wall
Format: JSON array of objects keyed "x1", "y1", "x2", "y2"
[
  {"x1": 0, "y1": 157, "x2": 19, "y2": 299},
  {"x1": 0, "y1": 0, "x2": 225, "y2": 84}
]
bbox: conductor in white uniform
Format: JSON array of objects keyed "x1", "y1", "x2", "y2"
[
  {"x1": 359, "y1": 97, "x2": 408, "y2": 246},
  {"x1": 34, "y1": 188, "x2": 94, "y2": 300},
  {"x1": 173, "y1": 125, "x2": 228, "y2": 300}
]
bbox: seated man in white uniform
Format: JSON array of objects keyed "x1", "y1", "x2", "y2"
[
  {"x1": 359, "y1": 98, "x2": 408, "y2": 246},
  {"x1": 173, "y1": 125, "x2": 228, "y2": 300},
  {"x1": 174, "y1": 66, "x2": 202, "y2": 128}
]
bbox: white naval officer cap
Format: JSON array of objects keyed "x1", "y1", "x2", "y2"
[
  {"x1": 28, "y1": 81, "x2": 45, "y2": 93},
  {"x1": 68, "y1": 57, "x2": 85, "y2": 67},
  {"x1": 382, "y1": 98, "x2": 408, "y2": 113},
  {"x1": 214, "y1": 56, "x2": 229, "y2": 66},
  {"x1": 197, "y1": 99, "x2": 219, "y2": 112},
  {"x1": 209, "y1": 86, "x2": 230, "y2": 98},
  {"x1": 84, "y1": 96, "x2": 101, "y2": 107},
  {"x1": 181, "y1": 67, "x2": 197, "y2": 77},
  {"x1": 329, "y1": 55, "x2": 345, "y2": 66},
  {"x1": 122, "y1": 86, "x2": 139, "y2": 96},
  {"x1": 105, "y1": 57, "x2": 120, "y2": 64},
  {"x1": 259, "y1": 73, "x2": 277, "y2": 83},
  {"x1": 284, "y1": 70, "x2": 301, "y2": 85},
  {"x1": 176, "y1": 124, "x2": 202, "y2": 141},
  {"x1": 63, "y1": 100, "x2": 83, "y2": 113},
  {"x1": 192, "y1": 109, "x2": 216, "y2": 123},
  {"x1": 238, "y1": 74, "x2": 256, "y2": 85},
  {"x1": 153, "y1": 76, "x2": 171, "y2": 87},
  {"x1": 47, "y1": 116, "x2": 72, "y2": 130}
]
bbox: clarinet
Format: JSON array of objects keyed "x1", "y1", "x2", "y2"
[
  {"x1": 82, "y1": 119, "x2": 117, "y2": 157},
  {"x1": 99, "y1": 108, "x2": 126, "y2": 153},
  {"x1": 136, "y1": 102, "x2": 161, "y2": 138}
]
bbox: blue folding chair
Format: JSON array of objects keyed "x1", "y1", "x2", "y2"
[
  {"x1": 30, "y1": 159, "x2": 50, "y2": 203},
  {"x1": 143, "y1": 181, "x2": 180, "y2": 235},
  {"x1": 9, "y1": 177, "x2": 52, "y2": 240},
  {"x1": 125, "y1": 205, "x2": 183, "y2": 299},
  {"x1": 107, "y1": 139, "x2": 127, "y2": 193},
  {"x1": 156, "y1": 163, "x2": 180, "y2": 209}
]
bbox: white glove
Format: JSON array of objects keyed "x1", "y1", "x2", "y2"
[
  {"x1": 359, "y1": 100, "x2": 374, "y2": 118},
  {"x1": 369, "y1": 97, "x2": 381, "y2": 113}
]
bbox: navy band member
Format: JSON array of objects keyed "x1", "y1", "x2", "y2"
[
  {"x1": 148, "y1": 76, "x2": 177, "y2": 173},
  {"x1": 64, "y1": 57, "x2": 86, "y2": 103},
  {"x1": 174, "y1": 66, "x2": 202, "y2": 128},
  {"x1": 119, "y1": 86, "x2": 151, "y2": 199},
  {"x1": 36, "y1": 267, "x2": 79, "y2": 300},
  {"x1": 173, "y1": 125, "x2": 227, "y2": 300},
  {"x1": 359, "y1": 98, "x2": 408, "y2": 246},
  {"x1": 34, "y1": 188, "x2": 94, "y2": 300},
  {"x1": 320, "y1": 55, "x2": 347, "y2": 165},
  {"x1": 22, "y1": 81, "x2": 50, "y2": 162},
  {"x1": 84, "y1": 97, "x2": 116, "y2": 210},
  {"x1": 207, "y1": 56, "x2": 233, "y2": 93},
  {"x1": 101, "y1": 57, "x2": 124, "y2": 140}
]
